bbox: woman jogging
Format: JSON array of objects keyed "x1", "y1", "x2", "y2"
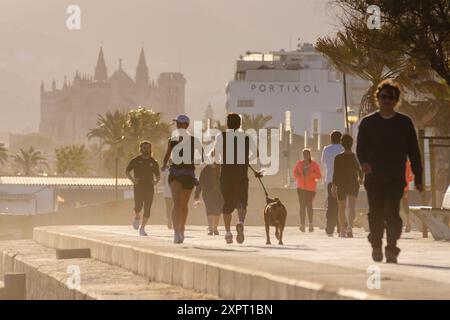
[{"x1": 161, "y1": 115, "x2": 203, "y2": 244}]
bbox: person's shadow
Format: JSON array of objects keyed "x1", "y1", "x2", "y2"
[
  {"x1": 398, "y1": 263, "x2": 450, "y2": 271},
  {"x1": 245, "y1": 244, "x2": 316, "y2": 251}
]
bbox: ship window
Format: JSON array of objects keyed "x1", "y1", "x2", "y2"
[
  {"x1": 235, "y1": 72, "x2": 246, "y2": 81},
  {"x1": 237, "y1": 99, "x2": 255, "y2": 108}
]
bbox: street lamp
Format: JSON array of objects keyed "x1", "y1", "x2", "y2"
[
  {"x1": 113, "y1": 135, "x2": 125, "y2": 201},
  {"x1": 343, "y1": 72, "x2": 350, "y2": 133},
  {"x1": 347, "y1": 108, "x2": 359, "y2": 136},
  {"x1": 284, "y1": 110, "x2": 292, "y2": 188}
]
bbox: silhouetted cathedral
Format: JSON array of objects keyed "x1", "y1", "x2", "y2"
[{"x1": 39, "y1": 47, "x2": 186, "y2": 144}]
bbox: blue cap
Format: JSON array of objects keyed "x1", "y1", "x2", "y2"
[{"x1": 173, "y1": 115, "x2": 190, "y2": 124}]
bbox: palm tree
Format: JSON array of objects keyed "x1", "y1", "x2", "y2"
[
  {"x1": 87, "y1": 110, "x2": 128, "y2": 148},
  {"x1": 316, "y1": 26, "x2": 432, "y2": 118},
  {"x1": 214, "y1": 120, "x2": 227, "y2": 132},
  {"x1": 55, "y1": 145, "x2": 90, "y2": 176},
  {"x1": 241, "y1": 113, "x2": 273, "y2": 130},
  {"x1": 125, "y1": 107, "x2": 171, "y2": 159},
  {"x1": 0, "y1": 143, "x2": 8, "y2": 166},
  {"x1": 87, "y1": 108, "x2": 172, "y2": 176},
  {"x1": 87, "y1": 110, "x2": 128, "y2": 176},
  {"x1": 11, "y1": 147, "x2": 48, "y2": 176}
]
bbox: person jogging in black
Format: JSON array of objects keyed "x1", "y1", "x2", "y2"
[
  {"x1": 126, "y1": 140, "x2": 160, "y2": 236},
  {"x1": 357, "y1": 80, "x2": 423, "y2": 263},
  {"x1": 212, "y1": 113, "x2": 259, "y2": 244}
]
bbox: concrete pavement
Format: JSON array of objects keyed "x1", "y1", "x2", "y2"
[{"x1": 32, "y1": 225, "x2": 450, "y2": 299}]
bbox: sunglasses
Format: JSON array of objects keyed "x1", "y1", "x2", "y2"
[{"x1": 379, "y1": 94, "x2": 396, "y2": 100}]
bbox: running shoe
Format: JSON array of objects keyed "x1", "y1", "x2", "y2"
[
  {"x1": 132, "y1": 217, "x2": 140, "y2": 230},
  {"x1": 385, "y1": 247, "x2": 399, "y2": 264},
  {"x1": 173, "y1": 232, "x2": 181, "y2": 244},
  {"x1": 139, "y1": 228, "x2": 148, "y2": 236},
  {"x1": 372, "y1": 247, "x2": 383, "y2": 262},
  {"x1": 225, "y1": 232, "x2": 233, "y2": 244},
  {"x1": 180, "y1": 231, "x2": 185, "y2": 243},
  {"x1": 236, "y1": 223, "x2": 245, "y2": 244}
]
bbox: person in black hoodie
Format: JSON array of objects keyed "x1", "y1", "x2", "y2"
[{"x1": 357, "y1": 80, "x2": 423, "y2": 264}]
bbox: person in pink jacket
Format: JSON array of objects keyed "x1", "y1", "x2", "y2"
[{"x1": 293, "y1": 148, "x2": 322, "y2": 232}]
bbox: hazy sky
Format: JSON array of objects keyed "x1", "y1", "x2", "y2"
[{"x1": 0, "y1": 0, "x2": 338, "y2": 133}]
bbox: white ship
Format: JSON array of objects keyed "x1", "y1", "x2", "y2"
[{"x1": 226, "y1": 43, "x2": 368, "y2": 137}]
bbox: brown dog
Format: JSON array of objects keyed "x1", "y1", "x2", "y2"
[{"x1": 264, "y1": 197, "x2": 287, "y2": 245}]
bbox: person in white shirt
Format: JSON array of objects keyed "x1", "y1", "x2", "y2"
[{"x1": 321, "y1": 131, "x2": 344, "y2": 236}]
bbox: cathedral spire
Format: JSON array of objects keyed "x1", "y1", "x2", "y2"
[
  {"x1": 94, "y1": 47, "x2": 108, "y2": 82},
  {"x1": 135, "y1": 47, "x2": 149, "y2": 87}
]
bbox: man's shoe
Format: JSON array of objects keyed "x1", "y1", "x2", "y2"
[
  {"x1": 299, "y1": 225, "x2": 306, "y2": 232},
  {"x1": 385, "y1": 247, "x2": 400, "y2": 264},
  {"x1": 346, "y1": 230, "x2": 353, "y2": 238},
  {"x1": 174, "y1": 232, "x2": 181, "y2": 244},
  {"x1": 326, "y1": 233, "x2": 333, "y2": 237},
  {"x1": 372, "y1": 247, "x2": 383, "y2": 262},
  {"x1": 139, "y1": 228, "x2": 148, "y2": 236},
  {"x1": 132, "y1": 217, "x2": 140, "y2": 230},
  {"x1": 225, "y1": 232, "x2": 233, "y2": 244},
  {"x1": 213, "y1": 229, "x2": 219, "y2": 236},
  {"x1": 180, "y1": 231, "x2": 185, "y2": 243},
  {"x1": 236, "y1": 224, "x2": 245, "y2": 244},
  {"x1": 308, "y1": 224, "x2": 314, "y2": 232},
  {"x1": 404, "y1": 225, "x2": 411, "y2": 233}
]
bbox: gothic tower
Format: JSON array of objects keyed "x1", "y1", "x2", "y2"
[
  {"x1": 94, "y1": 47, "x2": 108, "y2": 82},
  {"x1": 135, "y1": 47, "x2": 149, "y2": 88}
]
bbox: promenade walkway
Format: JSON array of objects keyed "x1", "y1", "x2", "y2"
[{"x1": 32, "y1": 225, "x2": 450, "y2": 300}]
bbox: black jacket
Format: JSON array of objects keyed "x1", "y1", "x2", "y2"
[{"x1": 356, "y1": 112, "x2": 422, "y2": 186}]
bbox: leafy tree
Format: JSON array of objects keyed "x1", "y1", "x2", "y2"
[
  {"x1": 11, "y1": 147, "x2": 48, "y2": 176},
  {"x1": 87, "y1": 110, "x2": 128, "y2": 176},
  {"x1": 125, "y1": 107, "x2": 171, "y2": 160},
  {"x1": 316, "y1": 24, "x2": 434, "y2": 117},
  {"x1": 55, "y1": 145, "x2": 90, "y2": 176},
  {"x1": 337, "y1": 0, "x2": 450, "y2": 86},
  {"x1": 241, "y1": 114, "x2": 273, "y2": 130},
  {"x1": 87, "y1": 107, "x2": 172, "y2": 176}
]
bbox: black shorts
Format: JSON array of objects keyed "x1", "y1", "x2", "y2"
[
  {"x1": 168, "y1": 173, "x2": 198, "y2": 190},
  {"x1": 336, "y1": 185, "x2": 359, "y2": 201},
  {"x1": 220, "y1": 176, "x2": 249, "y2": 214},
  {"x1": 134, "y1": 184, "x2": 154, "y2": 218}
]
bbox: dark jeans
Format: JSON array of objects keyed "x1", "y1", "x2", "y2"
[
  {"x1": 365, "y1": 182, "x2": 404, "y2": 252},
  {"x1": 297, "y1": 189, "x2": 315, "y2": 226},
  {"x1": 325, "y1": 183, "x2": 339, "y2": 235}
]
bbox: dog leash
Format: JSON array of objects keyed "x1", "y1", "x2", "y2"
[{"x1": 248, "y1": 165, "x2": 269, "y2": 199}]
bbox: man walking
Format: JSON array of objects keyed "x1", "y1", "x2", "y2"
[
  {"x1": 357, "y1": 80, "x2": 423, "y2": 263},
  {"x1": 212, "y1": 113, "x2": 259, "y2": 244},
  {"x1": 126, "y1": 140, "x2": 160, "y2": 236},
  {"x1": 321, "y1": 130, "x2": 343, "y2": 236}
]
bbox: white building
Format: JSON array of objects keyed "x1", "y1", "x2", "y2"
[
  {"x1": 0, "y1": 176, "x2": 134, "y2": 215},
  {"x1": 226, "y1": 43, "x2": 369, "y2": 137}
]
